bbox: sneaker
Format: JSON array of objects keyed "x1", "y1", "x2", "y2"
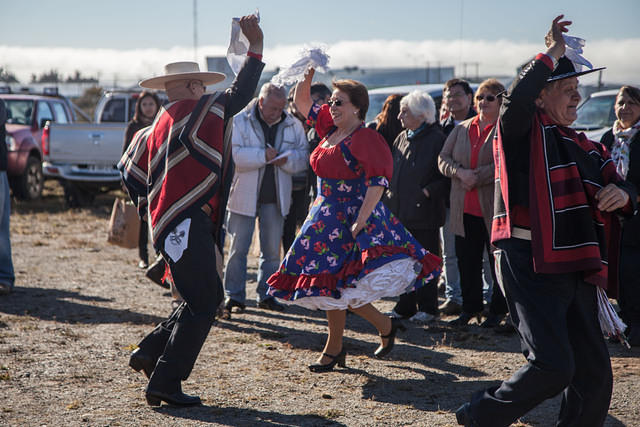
[
  {"x1": 386, "y1": 310, "x2": 408, "y2": 319},
  {"x1": 138, "y1": 260, "x2": 149, "y2": 269},
  {"x1": 438, "y1": 299, "x2": 462, "y2": 315},
  {"x1": 409, "y1": 311, "x2": 437, "y2": 324}
]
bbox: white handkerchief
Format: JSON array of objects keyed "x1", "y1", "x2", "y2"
[
  {"x1": 270, "y1": 45, "x2": 331, "y2": 87},
  {"x1": 164, "y1": 218, "x2": 191, "y2": 263},
  {"x1": 562, "y1": 34, "x2": 593, "y2": 71},
  {"x1": 227, "y1": 10, "x2": 260, "y2": 76}
]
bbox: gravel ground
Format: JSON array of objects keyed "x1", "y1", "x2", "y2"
[{"x1": 0, "y1": 181, "x2": 638, "y2": 426}]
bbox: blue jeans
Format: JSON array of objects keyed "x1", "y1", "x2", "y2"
[
  {"x1": 223, "y1": 203, "x2": 284, "y2": 304},
  {"x1": 440, "y1": 208, "x2": 461, "y2": 304},
  {"x1": 0, "y1": 172, "x2": 14, "y2": 289}
]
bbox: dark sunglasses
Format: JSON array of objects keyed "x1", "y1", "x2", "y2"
[
  {"x1": 327, "y1": 99, "x2": 345, "y2": 107},
  {"x1": 475, "y1": 94, "x2": 499, "y2": 102}
]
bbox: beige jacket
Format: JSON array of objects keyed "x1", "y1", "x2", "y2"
[{"x1": 437, "y1": 118, "x2": 496, "y2": 237}]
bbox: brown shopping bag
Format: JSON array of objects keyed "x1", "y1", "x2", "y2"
[{"x1": 107, "y1": 198, "x2": 141, "y2": 249}]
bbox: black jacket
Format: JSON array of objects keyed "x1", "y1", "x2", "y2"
[
  {"x1": 440, "y1": 107, "x2": 476, "y2": 137},
  {"x1": 383, "y1": 123, "x2": 449, "y2": 229},
  {"x1": 601, "y1": 129, "x2": 640, "y2": 247}
]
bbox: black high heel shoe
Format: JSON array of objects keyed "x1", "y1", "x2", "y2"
[
  {"x1": 308, "y1": 349, "x2": 347, "y2": 373},
  {"x1": 374, "y1": 317, "x2": 406, "y2": 358}
]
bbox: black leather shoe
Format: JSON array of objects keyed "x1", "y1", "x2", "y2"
[
  {"x1": 224, "y1": 298, "x2": 246, "y2": 313},
  {"x1": 374, "y1": 317, "x2": 406, "y2": 358},
  {"x1": 129, "y1": 348, "x2": 155, "y2": 379},
  {"x1": 455, "y1": 402, "x2": 477, "y2": 426},
  {"x1": 257, "y1": 298, "x2": 285, "y2": 312},
  {"x1": 448, "y1": 312, "x2": 482, "y2": 327},
  {"x1": 145, "y1": 388, "x2": 202, "y2": 407},
  {"x1": 480, "y1": 313, "x2": 505, "y2": 328},
  {"x1": 308, "y1": 349, "x2": 347, "y2": 373}
]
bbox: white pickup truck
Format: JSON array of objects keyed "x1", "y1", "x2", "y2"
[{"x1": 42, "y1": 90, "x2": 165, "y2": 206}]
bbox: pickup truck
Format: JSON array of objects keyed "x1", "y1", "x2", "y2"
[
  {"x1": 43, "y1": 90, "x2": 166, "y2": 206},
  {"x1": 1, "y1": 89, "x2": 75, "y2": 200}
]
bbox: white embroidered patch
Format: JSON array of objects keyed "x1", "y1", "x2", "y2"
[{"x1": 164, "y1": 218, "x2": 191, "y2": 263}]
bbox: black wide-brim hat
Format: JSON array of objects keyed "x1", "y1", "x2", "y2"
[{"x1": 548, "y1": 56, "x2": 605, "y2": 82}]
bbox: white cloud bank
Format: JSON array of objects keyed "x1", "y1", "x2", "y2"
[{"x1": 2, "y1": 38, "x2": 639, "y2": 87}]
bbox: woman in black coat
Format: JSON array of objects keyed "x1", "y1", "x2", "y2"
[
  {"x1": 383, "y1": 90, "x2": 449, "y2": 323},
  {"x1": 600, "y1": 85, "x2": 640, "y2": 346},
  {"x1": 123, "y1": 91, "x2": 161, "y2": 268}
]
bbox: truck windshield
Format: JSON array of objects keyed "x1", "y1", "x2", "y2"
[{"x1": 4, "y1": 100, "x2": 34, "y2": 125}]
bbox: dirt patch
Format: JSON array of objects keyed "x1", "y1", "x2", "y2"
[{"x1": 0, "y1": 181, "x2": 638, "y2": 426}]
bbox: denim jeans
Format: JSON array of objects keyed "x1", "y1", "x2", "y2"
[
  {"x1": 440, "y1": 208, "x2": 461, "y2": 304},
  {"x1": 223, "y1": 203, "x2": 284, "y2": 304},
  {"x1": 0, "y1": 172, "x2": 14, "y2": 289},
  {"x1": 482, "y1": 248, "x2": 493, "y2": 303}
]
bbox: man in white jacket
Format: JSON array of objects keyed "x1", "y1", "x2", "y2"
[{"x1": 224, "y1": 83, "x2": 309, "y2": 313}]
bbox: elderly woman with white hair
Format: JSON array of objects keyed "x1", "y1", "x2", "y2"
[{"x1": 383, "y1": 90, "x2": 449, "y2": 323}]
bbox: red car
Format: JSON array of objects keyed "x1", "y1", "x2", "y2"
[{"x1": 1, "y1": 89, "x2": 75, "y2": 200}]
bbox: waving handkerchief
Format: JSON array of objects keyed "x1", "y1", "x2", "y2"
[
  {"x1": 562, "y1": 34, "x2": 593, "y2": 71},
  {"x1": 271, "y1": 46, "x2": 331, "y2": 87},
  {"x1": 227, "y1": 10, "x2": 260, "y2": 76}
]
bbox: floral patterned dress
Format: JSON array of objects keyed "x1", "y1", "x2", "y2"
[{"x1": 266, "y1": 104, "x2": 441, "y2": 310}]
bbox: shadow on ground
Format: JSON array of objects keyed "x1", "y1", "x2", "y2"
[
  {"x1": 154, "y1": 404, "x2": 346, "y2": 426},
  {"x1": 0, "y1": 285, "x2": 163, "y2": 325}
]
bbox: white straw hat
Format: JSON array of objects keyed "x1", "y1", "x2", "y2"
[{"x1": 139, "y1": 61, "x2": 226, "y2": 90}]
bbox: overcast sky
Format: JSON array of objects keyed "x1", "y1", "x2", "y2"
[{"x1": 2, "y1": 0, "x2": 639, "y2": 86}]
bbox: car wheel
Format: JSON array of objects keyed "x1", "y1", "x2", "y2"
[{"x1": 13, "y1": 156, "x2": 44, "y2": 200}]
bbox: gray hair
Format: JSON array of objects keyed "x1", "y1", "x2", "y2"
[
  {"x1": 400, "y1": 90, "x2": 436, "y2": 125},
  {"x1": 259, "y1": 82, "x2": 286, "y2": 101}
]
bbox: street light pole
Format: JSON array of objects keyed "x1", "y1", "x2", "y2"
[{"x1": 193, "y1": 0, "x2": 198, "y2": 62}]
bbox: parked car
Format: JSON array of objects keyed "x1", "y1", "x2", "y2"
[
  {"x1": 572, "y1": 89, "x2": 618, "y2": 142},
  {"x1": 94, "y1": 89, "x2": 167, "y2": 123},
  {"x1": 1, "y1": 88, "x2": 75, "y2": 200},
  {"x1": 43, "y1": 90, "x2": 166, "y2": 206},
  {"x1": 366, "y1": 83, "x2": 480, "y2": 123}
]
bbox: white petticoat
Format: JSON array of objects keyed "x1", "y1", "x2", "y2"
[{"x1": 280, "y1": 258, "x2": 420, "y2": 311}]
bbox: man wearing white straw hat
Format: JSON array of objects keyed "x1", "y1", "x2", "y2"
[
  {"x1": 455, "y1": 16, "x2": 637, "y2": 427},
  {"x1": 119, "y1": 14, "x2": 264, "y2": 407}
]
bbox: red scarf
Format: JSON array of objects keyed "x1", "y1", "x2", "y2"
[{"x1": 493, "y1": 111, "x2": 622, "y2": 294}]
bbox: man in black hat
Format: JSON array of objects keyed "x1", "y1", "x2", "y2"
[{"x1": 455, "y1": 15, "x2": 637, "y2": 427}]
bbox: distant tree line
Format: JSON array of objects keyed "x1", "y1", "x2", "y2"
[
  {"x1": 0, "y1": 67, "x2": 19, "y2": 83},
  {"x1": 0, "y1": 66, "x2": 98, "y2": 84},
  {"x1": 30, "y1": 69, "x2": 98, "y2": 84}
]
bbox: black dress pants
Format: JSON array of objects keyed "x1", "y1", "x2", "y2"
[
  {"x1": 139, "y1": 219, "x2": 149, "y2": 264},
  {"x1": 455, "y1": 214, "x2": 507, "y2": 315},
  {"x1": 137, "y1": 209, "x2": 224, "y2": 393},
  {"x1": 466, "y1": 238, "x2": 612, "y2": 427},
  {"x1": 618, "y1": 244, "x2": 640, "y2": 328},
  {"x1": 282, "y1": 186, "x2": 311, "y2": 252},
  {"x1": 393, "y1": 228, "x2": 441, "y2": 316}
]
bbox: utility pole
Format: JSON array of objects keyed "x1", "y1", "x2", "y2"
[{"x1": 193, "y1": 0, "x2": 198, "y2": 62}]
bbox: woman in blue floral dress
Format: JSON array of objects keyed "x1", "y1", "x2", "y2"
[{"x1": 267, "y1": 69, "x2": 441, "y2": 372}]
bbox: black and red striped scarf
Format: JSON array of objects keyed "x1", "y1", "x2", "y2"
[{"x1": 493, "y1": 111, "x2": 621, "y2": 292}]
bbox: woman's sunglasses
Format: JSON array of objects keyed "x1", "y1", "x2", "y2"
[
  {"x1": 327, "y1": 99, "x2": 345, "y2": 107},
  {"x1": 475, "y1": 94, "x2": 499, "y2": 102}
]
